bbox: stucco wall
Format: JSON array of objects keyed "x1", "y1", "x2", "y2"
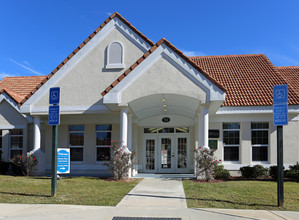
[
  {"x1": 211, "y1": 113, "x2": 299, "y2": 172},
  {"x1": 121, "y1": 57, "x2": 207, "y2": 105},
  {"x1": 0, "y1": 101, "x2": 28, "y2": 161},
  {"x1": 0, "y1": 101, "x2": 27, "y2": 127},
  {"x1": 34, "y1": 28, "x2": 144, "y2": 108},
  {"x1": 41, "y1": 111, "x2": 299, "y2": 175},
  {"x1": 44, "y1": 113, "x2": 121, "y2": 175}
]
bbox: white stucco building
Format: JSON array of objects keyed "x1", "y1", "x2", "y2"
[{"x1": 0, "y1": 12, "x2": 298, "y2": 176}]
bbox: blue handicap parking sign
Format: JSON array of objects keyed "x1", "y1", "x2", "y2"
[
  {"x1": 273, "y1": 85, "x2": 288, "y2": 104},
  {"x1": 49, "y1": 87, "x2": 60, "y2": 105},
  {"x1": 273, "y1": 104, "x2": 288, "y2": 126},
  {"x1": 48, "y1": 105, "x2": 60, "y2": 125}
]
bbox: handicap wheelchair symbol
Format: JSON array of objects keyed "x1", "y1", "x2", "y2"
[
  {"x1": 276, "y1": 89, "x2": 285, "y2": 100},
  {"x1": 51, "y1": 91, "x2": 59, "y2": 101}
]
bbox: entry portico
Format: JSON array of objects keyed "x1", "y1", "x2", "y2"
[{"x1": 103, "y1": 38, "x2": 225, "y2": 174}]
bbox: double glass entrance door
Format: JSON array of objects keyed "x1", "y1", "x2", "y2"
[{"x1": 144, "y1": 134, "x2": 189, "y2": 173}]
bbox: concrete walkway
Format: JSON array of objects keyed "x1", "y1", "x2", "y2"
[
  {"x1": 0, "y1": 178, "x2": 299, "y2": 219},
  {"x1": 117, "y1": 178, "x2": 187, "y2": 208}
]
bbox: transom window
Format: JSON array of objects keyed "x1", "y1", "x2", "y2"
[
  {"x1": 96, "y1": 125, "x2": 112, "y2": 162},
  {"x1": 251, "y1": 122, "x2": 269, "y2": 162},
  {"x1": 9, "y1": 129, "x2": 23, "y2": 159},
  {"x1": 223, "y1": 123, "x2": 240, "y2": 162},
  {"x1": 69, "y1": 125, "x2": 84, "y2": 162},
  {"x1": 144, "y1": 127, "x2": 189, "y2": 134}
]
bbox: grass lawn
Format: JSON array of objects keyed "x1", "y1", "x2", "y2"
[
  {"x1": 0, "y1": 175, "x2": 140, "y2": 206},
  {"x1": 183, "y1": 180, "x2": 299, "y2": 211}
]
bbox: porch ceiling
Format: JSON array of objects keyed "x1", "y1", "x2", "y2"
[{"x1": 129, "y1": 94, "x2": 200, "y2": 120}]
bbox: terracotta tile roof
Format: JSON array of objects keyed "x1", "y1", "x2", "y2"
[
  {"x1": 101, "y1": 38, "x2": 226, "y2": 96},
  {"x1": 0, "y1": 76, "x2": 47, "y2": 105},
  {"x1": 189, "y1": 54, "x2": 299, "y2": 106},
  {"x1": 276, "y1": 66, "x2": 299, "y2": 97},
  {"x1": 19, "y1": 12, "x2": 155, "y2": 106}
]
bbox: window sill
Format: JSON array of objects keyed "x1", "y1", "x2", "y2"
[
  {"x1": 106, "y1": 64, "x2": 125, "y2": 69},
  {"x1": 251, "y1": 161, "x2": 270, "y2": 164},
  {"x1": 223, "y1": 161, "x2": 240, "y2": 164},
  {"x1": 96, "y1": 160, "x2": 107, "y2": 163}
]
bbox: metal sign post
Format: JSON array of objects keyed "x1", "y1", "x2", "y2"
[
  {"x1": 277, "y1": 125, "x2": 283, "y2": 206},
  {"x1": 273, "y1": 85, "x2": 288, "y2": 207},
  {"x1": 51, "y1": 125, "x2": 58, "y2": 197},
  {"x1": 49, "y1": 87, "x2": 60, "y2": 197}
]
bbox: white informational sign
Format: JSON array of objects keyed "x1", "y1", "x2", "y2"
[{"x1": 57, "y1": 148, "x2": 70, "y2": 174}]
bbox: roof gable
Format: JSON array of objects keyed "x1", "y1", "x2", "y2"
[
  {"x1": 102, "y1": 38, "x2": 226, "y2": 106},
  {"x1": 102, "y1": 38, "x2": 226, "y2": 97},
  {"x1": 19, "y1": 12, "x2": 154, "y2": 107}
]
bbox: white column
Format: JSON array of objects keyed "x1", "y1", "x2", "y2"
[
  {"x1": 128, "y1": 114, "x2": 133, "y2": 151},
  {"x1": 33, "y1": 116, "x2": 41, "y2": 151},
  {"x1": 120, "y1": 108, "x2": 128, "y2": 148},
  {"x1": 201, "y1": 106, "x2": 209, "y2": 149},
  {"x1": 197, "y1": 112, "x2": 202, "y2": 148},
  {"x1": 32, "y1": 116, "x2": 46, "y2": 175}
]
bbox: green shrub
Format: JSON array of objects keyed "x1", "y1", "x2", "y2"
[
  {"x1": 194, "y1": 147, "x2": 220, "y2": 181},
  {"x1": 240, "y1": 166, "x2": 255, "y2": 178},
  {"x1": 285, "y1": 170, "x2": 299, "y2": 180},
  {"x1": 10, "y1": 154, "x2": 38, "y2": 176},
  {"x1": 289, "y1": 162, "x2": 299, "y2": 171},
  {"x1": 253, "y1": 164, "x2": 269, "y2": 178},
  {"x1": 11, "y1": 163, "x2": 23, "y2": 175},
  {"x1": 269, "y1": 165, "x2": 285, "y2": 180},
  {"x1": 284, "y1": 162, "x2": 299, "y2": 180},
  {"x1": 103, "y1": 141, "x2": 135, "y2": 180},
  {"x1": 240, "y1": 165, "x2": 268, "y2": 178},
  {"x1": 0, "y1": 161, "x2": 10, "y2": 174},
  {"x1": 214, "y1": 165, "x2": 230, "y2": 179}
]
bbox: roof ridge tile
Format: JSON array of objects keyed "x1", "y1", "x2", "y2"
[{"x1": 189, "y1": 54, "x2": 265, "y2": 59}]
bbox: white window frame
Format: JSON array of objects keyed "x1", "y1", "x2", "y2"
[
  {"x1": 223, "y1": 123, "x2": 240, "y2": 164},
  {"x1": 106, "y1": 41, "x2": 125, "y2": 69},
  {"x1": 95, "y1": 125, "x2": 112, "y2": 163},
  {"x1": 68, "y1": 125, "x2": 84, "y2": 163},
  {"x1": 251, "y1": 122, "x2": 269, "y2": 163},
  {"x1": 9, "y1": 129, "x2": 23, "y2": 159}
]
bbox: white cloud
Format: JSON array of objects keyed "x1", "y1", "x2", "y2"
[
  {"x1": 180, "y1": 49, "x2": 207, "y2": 57},
  {"x1": 9, "y1": 58, "x2": 43, "y2": 75}
]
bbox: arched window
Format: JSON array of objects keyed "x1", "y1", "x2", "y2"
[{"x1": 106, "y1": 41, "x2": 124, "y2": 69}]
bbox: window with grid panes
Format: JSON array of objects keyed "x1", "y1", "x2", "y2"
[
  {"x1": 96, "y1": 125, "x2": 112, "y2": 161},
  {"x1": 223, "y1": 123, "x2": 240, "y2": 161},
  {"x1": 69, "y1": 125, "x2": 84, "y2": 162},
  {"x1": 9, "y1": 129, "x2": 23, "y2": 158},
  {"x1": 251, "y1": 122, "x2": 269, "y2": 161}
]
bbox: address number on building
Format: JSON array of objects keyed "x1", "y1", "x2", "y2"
[{"x1": 162, "y1": 117, "x2": 170, "y2": 123}]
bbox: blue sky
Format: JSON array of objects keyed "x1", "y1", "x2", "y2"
[{"x1": 0, "y1": 0, "x2": 298, "y2": 79}]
